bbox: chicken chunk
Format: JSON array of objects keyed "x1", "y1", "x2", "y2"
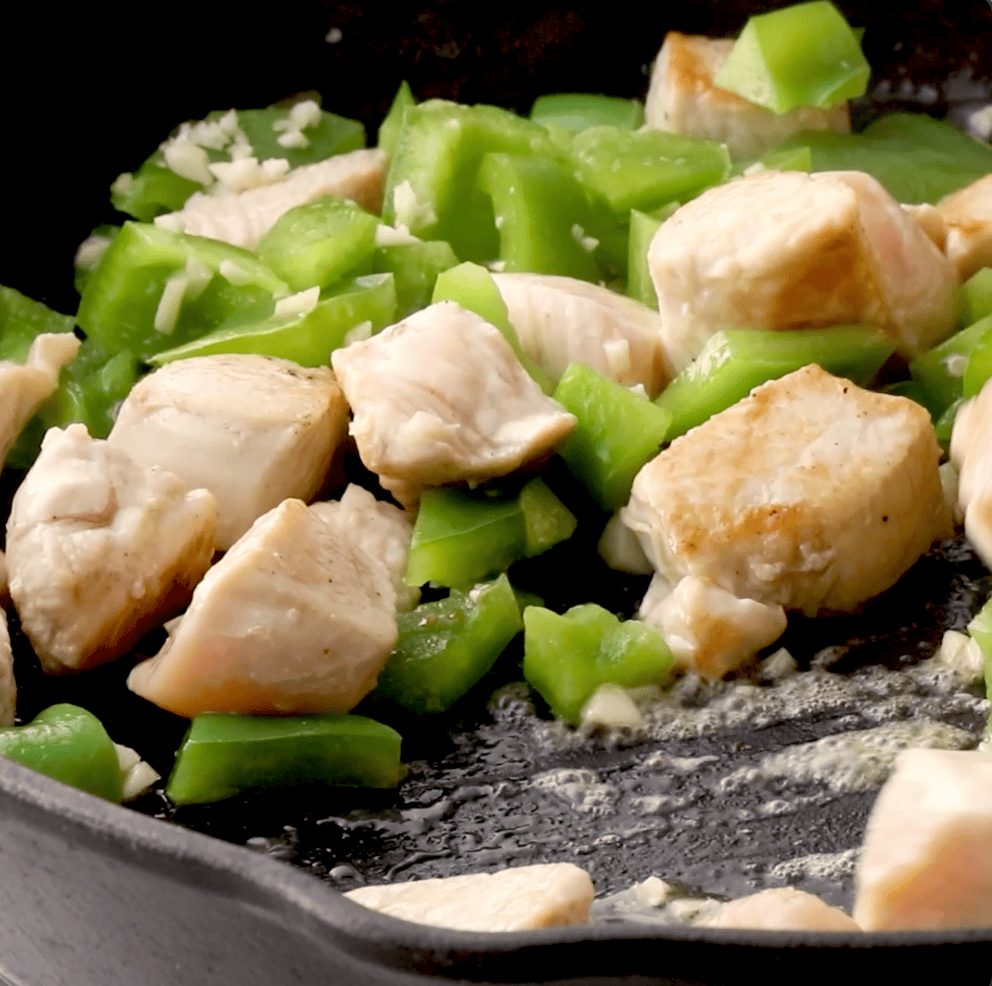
[
  {"x1": 0, "y1": 611, "x2": 15, "y2": 727},
  {"x1": 621, "y1": 366, "x2": 950, "y2": 617},
  {"x1": 643, "y1": 32, "x2": 850, "y2": 160},
  {"x1": 153, "y1": 148, "x2": 387, "y2": 249},
  {"x1": 331, "y1": 301, "x2": 576, "y2": 503},
  {"x1": 701, "y1": 887, "x2": 861, "y2": 932},
  {"x1": 949, "y1": 379, "x2": 992, "y2": 568},
  {"x1": 639, "y1": 574, "x2": 787, "y2": 679},
  {"x1": 127, "y1": 498, "x2": 398, "y2": 717},
  {"x1": 0, "y1": 332, "x2": 80, "y2": 470},
  {"x1": 344, "y1": 863, "x2": 594, "y2": 932},
  {"x1": 309, "y1": 484, "x2": 420, "y2": 612},
  {"x1": 936, "y1": 174, "x2": 992, "y2": 281},
  {"x1": 108, "y1": 354, "x2": 349, "y2": 550},
  {"x1": 648, "y1": 169, "x2": 959, "y2": 373},
  {"x1": 6, "y1": 424, "x2": 217, "y2": 675},
  {"x1": 491, "y1": 273, "x2": 667, "y2": 397},
  {"x1": 854, "y1": 749, "x2": 992, "y2": 931}
]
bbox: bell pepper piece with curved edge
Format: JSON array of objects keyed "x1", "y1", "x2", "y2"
[
  {"x1": 963, "y1": 269, "x2": 992, "y2": 327},
  {"x1": 713, "y1": 1, "x2": 869, "y2": 114},
  {"x1": 165, "y1": 713, "x2": 403, "y2": 806},
  {"x1": 530, "y1": 93, "x2": 644, "y2": 135},
  {"x1": 479, "y1": 152, "x2": 600, "y2": 284},
  {"x1": 431, "y1": 261, "x2": 553, "y2": 392},
  {"x1": 405, "y1": 478, "x2": 577, "y2": 591},
  {"x1": 377, "y1": 81, "x2": 416, "y2": 159},
  {"x1": 523, "y1": 604, "x2": 674, "y2": 724},
  {"x1": 910, "y1": 314, "x2": 992, "y2": 419},
  {"x1": 255, "y1": 195, "x2": 380, "y2": 291},
  {"x1": 0, "y1": 704, "x2": 124, "y2": 803},
  {"x1": 147, "y1": 273, "x2": 397, "y2": 368},
  {"x1": 77, "y1": 222, "x2": 288, "y2": 360},
  {"x1": 374, "y1": 574, "x2": 523, "y2": 715},
  {"x1": 73, "y1": 225, "x2": 121, "y2": 296},
  {"x1": 570, "y1": 126, "x2": 730, "y2": 220},
  {"x1": 657, "y1": 326, "x2": 896, "y2": 441},
  {"x1": 553, "y1": 362, "x2": 672, "y2": 513},
  {"x1": 112, "y1": 101, "x2": 366, "y2": 222},
  {"x1": 372, "y1": 237, "x2": 458, "y2": 318},
  {"x1": 382, "y1": 99, "x2": 559, "y2": 262}
]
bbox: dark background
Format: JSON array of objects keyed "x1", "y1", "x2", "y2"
[{"x1": 2, "y1": 1, "x2": 991, "y2": 315}]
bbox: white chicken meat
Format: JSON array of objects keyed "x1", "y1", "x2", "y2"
[
  {"x1": 6, "y1": 424, "x2": 217, "y2": 675},
  {"x1": 309, "y1": 484, "x2": 420, "y2": 612},
  {"x1": 854, "y1": 748, "x2": 992, "y2": 931},
  {"x1": 949, "y1": 378, "x2": 992, "y2": 569},
  {"x1": 643, "y1": 32, "x2": 851, "y2": 161},
  {"x1": 0, "y1": 611, "x2": 14, "y2": 727},
  {"x1": 700, "y1": 887, "x2": 861, "y2": 932},
  {"x1": 648, "y1": 169, "x2": 959, "y2": 373},
  {"x1": 127, "y1": 497, "x2": 398, "y2": 718},
  {"x1": 331, "y1": 301, "x2": 576, "y2": 503},
  {"x1": 622, "y1": 365, "x2": 950, "y2": 617},
  {"x1": 936, "y1": 173, "x2": 992, "y2": 281},
  {"x1": 153, "y1": 147, "x2": 388, "y2": 249},
  {"x1": 108, "y1": 354, "x2": 349, "y2": 550},
  {"x1": 491, "y1": 272, "x2": 667, "y2": 397},
  {"x1": 344, "y1": 863, "x2": 594, "y2": 932}
]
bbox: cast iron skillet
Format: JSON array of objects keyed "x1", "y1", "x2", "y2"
[{"x1": 2, "y1": 2, "x2": 992, "y2": 984}]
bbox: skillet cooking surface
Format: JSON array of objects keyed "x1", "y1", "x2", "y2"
[{"x1": 2, "y1": 0, "x2": 992, "y2": 970}]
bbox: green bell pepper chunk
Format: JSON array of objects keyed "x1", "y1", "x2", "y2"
[
  {"x1": 963, "y1": 269, "x2": 992, "y2": 327},
  {"x1": 530, "y1": 93, "x2": 644, "y2": 135},
  {"x1": 627, "y1": 209, "x2": 664, "y2": 310},
  {"x1": 405, "y1": 478, "x2": 577, "y2": 590},
  {"x1": 148, "y1": 273, "x2": 396, "y2": 368},
  {"x1": 968, "y1": 598, "x2": 992, "y2": 701},
  {"x1": 523, "y1": 604, "x2": 674, "y2": 724},
  {"x1": 372, "y1": 237, "x2": 458, "y2": 318},
  {"x1": 0, "y1": 704, "x2": 124, "y2": 803},
  {"x1": 378, "y1": 80, "x2": 416, "y2": 159},
  {"x1": 570, "y1": 126, "x2": 730, "y2": 219},
  {"x1": 255, "y1": 195, "x2": 379, "y2": 291},
  {"x1": 0, "y1": 284, "x2": 76, "y2": 363},
  {"x1": 374, "y1": 575, "x2": 523, "y2": 715},
  {"x1": 166, "y1": 713, "x2": 403, "y2": 806},
  {"x1": 431, "y1": 261, "x2": 553, "y2": 392},
  {"x1": 778, "y1": 115, "x2": 992, "y2": 204},
  {"x1": 713, "y1": 1, "x2": 869, "y2": 115},
  {"x1": 964, "y1": 317, "x2": 992, "y2": 399},
  {"x1": 934, "y1": 397, "x2": 965, "y2": 448},
  {"x1": 112, "y1": 101, "x2": 366, "y2": 222},
  {"x1": 657, "y1": 327, "x2": 896, "y2": 441},
  {"x1": 910, "y1": 314, "x2": 992, "y2": 418},
  {"x1": 479, "y1": 152, "x2": 601, "y2": 283},
  {"x1": 74, "y1": 225, "x2": 121, "y2": 296},
  {"x1": 77, "y1": 222, "x2": 288, "y2": 360},
  {"x1": 554, "y1": 363, "x2": 672, "y2": 512},
  {"x1": 383, "y1": 99, "x2": 559, "y2": 262}
]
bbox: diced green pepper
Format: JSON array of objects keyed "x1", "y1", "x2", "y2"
[
  {"x1": 74, "y1": 225, "x2": 121, "y2": 296},
  {"x1": 968, "y1": 598, "x2": 992, "y2": 700},
  {"x1": 77, "y1": 222, "x2": 288, "y2": 359},
  {"x1": 166, "y1": 713, "x2": 403, "y2": 805},
  {"x1": 523, "y1": 604, "x2": 673, "y2": 724},
  {"x1": 375, "y1": 575, "x2": 523, "y2": 714},
  {"x1": 657, "y1": 327, "x2": 896, "y2": 441},
  {"x1": 530, "y1": 93, "x2": 644, "y2": 135},
  {"x1": 431, "y1": 261, "x2": 552, "y2": 391},
  {"x1": 910, "y1": 314, "x2": 992, "y2": 417},
  {"x1": 0, "y1": 285, "x2": 76, "y2": 363},
  {"x1": 110, "y1": 162, "x2": 204, "y2": 223},
  {"x1": 405, "y1": 478, "x2": 577, "y2": 590},
  {"x1": 0, "y1": 704, "x2": 124, "y2": 803},
  {"x1": 626, "y1": 209, "x2": 663, "y2": 310},
  {"x1": 255, "y1": 195, "x2": 379, "y2": 291},
  {"x1": 713, "y1": 1, "x2": 869, "y2": 115},
  {"x1": 479, "y1": 152, "x2": 601, "y2": 283},
  {"x1": 378, "y1": 81, "x2": 416, "y2": 159},
  {"x1": 934, "y1": 397, "x2": 965, "y2": 447},
  {"x1": 148, "y1": 273, "x2": 396, "y2": 367},
  {"x1": 963, "y1": 269, "x2": 992, "y2": 327},
  {"x1": 964, "y1": 317, "x2": 992, "y2": 398},
  {"x1": 383, "y1": 99, "x2": 559, "y2": 262},
  {"x1": 554, "y1": 362, "x2": 672, "y2": 512},
  {"x1": 570, "y1": 126, "x2": 730, "y2": 219},
  {"x1": 372, "y1": 237, "x2": 458, "y2": 318}
]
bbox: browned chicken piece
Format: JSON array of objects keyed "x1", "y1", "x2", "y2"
[
  {"x1": 648, "y1": 169, "x2": 960, "y2": 373},
  {"x1": 701, "y1": 887, "x2": 861, "y2": 931},
  {"x1": 622, "y1": 366, "x2": 950, "y2": 617},
  {"x1": 643, "y1": 32, "x2": 850, "y2": 160}
]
